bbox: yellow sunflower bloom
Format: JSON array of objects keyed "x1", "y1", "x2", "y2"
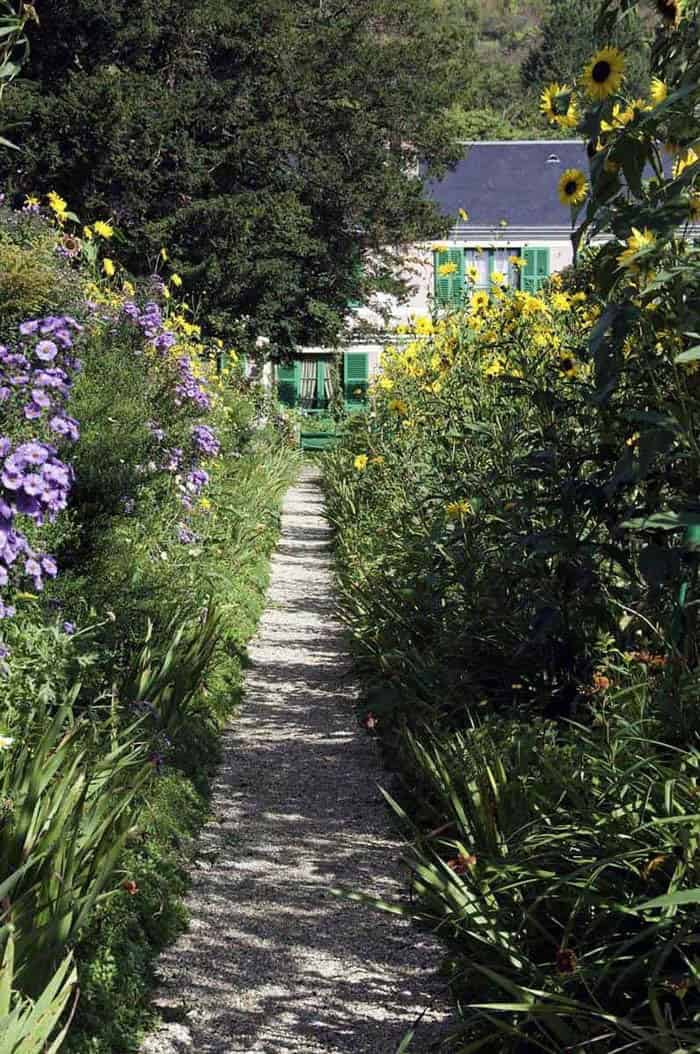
[
  {"x1": 617, "y1": 227, "x2": 656, "y2": 270},
  {"x1": 102, "y1": 257, "x2": 116, "y2": 277},
  {"x1": 93, "y1": 220, "x2": 114, "y2": 239},
  {"x1": 558, "y1": 168, "x2": 588, "y2": 207},
  {"x1": 466, "y1": 264, "x2": 479, "y2": 284},
  {"x1": 471, "y1": 290, "x2": 489, "y2": 312},
  {"x1": 558, "y1": 354, "x2": 578, "y2": 378},
  {"x1": 649, "y1": 77, "x2": 668, "y2": 105},
  {"x1": 458, "y1": 208, "x2": 469, "y2": 222},
  {"x1": 540, "y1": 83, "x2": 579, "y2": 128},
  {"x1": 353, "y1": 454, "x2": 368, "y2": 471},
  {"x1": 438, "y1": 261, "x2": 458, "y2": 276},
  {"x1": 490, "y1": 270, "x2": 506, "y2": 286},
  {"x1": 582, "y1": 47, "x2": 625, "y2": 101},
  {"x1": 484, "y1": 357, "x2": 504, "y2": 377}
]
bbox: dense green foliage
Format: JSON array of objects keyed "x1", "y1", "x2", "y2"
[
  {"x1": 0, "y1": 0, "x2": 477, "y2": 347},
  {"x1": 0, "y1": 204, "x2": 298, "y2": 1051},
  {"x1": 324, "y1": 3, "x2": 700, "y2": 1048}
]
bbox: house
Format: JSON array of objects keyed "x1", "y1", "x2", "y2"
[{"x1": 274, "y1": 140, "x2": 595, "y2": 416}]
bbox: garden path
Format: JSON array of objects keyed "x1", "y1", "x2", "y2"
[{"x1": 141, "y1": 464, "x2": 451, "y2": 1054}]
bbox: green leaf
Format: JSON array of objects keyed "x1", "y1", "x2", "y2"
[{"x1": 674, "y1": 345, "x2": 700, "y2": 364}]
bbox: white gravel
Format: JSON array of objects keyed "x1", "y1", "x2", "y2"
[{"x1": 141, "y1": 465, "x2": 452, "y2": 1053}]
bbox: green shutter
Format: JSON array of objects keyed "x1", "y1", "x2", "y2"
[
  {"x1": 277, "y1": 359, "x2": 301, "y2": 406},
  {"x1": 344, "y1": 351, "x2": 369, "y2": 409},
  {"x1": 434, "y1": 249, "x2": 464, "y2": 308},
  {"x1": 522, "y1": 247, "x2": 550, "y2": 293}
]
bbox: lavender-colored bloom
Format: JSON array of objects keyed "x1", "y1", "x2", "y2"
[
  {"x1": 40, "y1": 555, "x2": 58, "y2": 577},
  {"x1": 0, "y1": 600, "x2": 15, "y2": 620},
  {"x1": 19, "y1": 320, "x2": 40, "y2": 336},
  {"x1": 121, "y1": 497, "x2": 136, "y2": 515},
  {"x1": 0, "y1": 643, "x2": 9, "y2": 659},
  {"x1": 163, "y1": 447, "x2": 183, "y2": 473},
  {"x1": 154, "y1": 331, "x2": 176, "y2": 353},
  {"x1": 49, "y1": 415, "x2": 80, "y2": 442},
  {"x1": 0, "y1": 388, "x2": 11, "y2": 403},
  {"x1": 192, "y1": 424, "x2": 220, "y2": 458},
  {"x1": 176, "y1": 523, "x2": 198, "y2": 545},
  {"x1": 62, "y1": 621, "x2": 76, "y2": 635},
  {"x1": 35, "y1": 340, "x2": 58, "y2": 362},
  {"x1": 186, "y1": 468, "x2": 209, "y2": 494},
  {"x1": 23, "y1": 401, "x2": 43, "y2": 420},
  {"x1": 31, "y1": 389, "x2": 51, "y2": 409}
]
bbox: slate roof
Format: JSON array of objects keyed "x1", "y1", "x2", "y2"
[{"x1": 425, "y1": 140, "x2": 590, "y2": 231}]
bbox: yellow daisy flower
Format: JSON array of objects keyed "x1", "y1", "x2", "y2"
[
  {"x1": 582, "y1": 47, "x2": 625, "y2": 101},
  {"x1": 471, "y1": 290, "x2": 489, "y2": 312},
  {"x1": 617, "y1": 227, "x2": 656, "y2": 270},
  {"x1": 353, "y1": 454, "x2": 368, "y2": 471},
  {"x1": 93, "y1": 220, "x2": 114, "y2": 239},
  {"x1": 458, "y1": 208, "x2": 469, "y2": 222},
  {"x1": 649, "y1": 77, "x2": 668, "y2": 105},
  {"x1": 438, "y1": 261, "x2": 458, "y2": 276},
  {"x1": 171, "y1": 273, "x2": 183, "y2": 287},
  {"x1": 83, "y1": 225, "x2": 93, "y2": 240},
  {"x1": 466, "y1": 264, "x2": 479, "y2": 283},
  {"x1": 446, "y1": 499, "x2": 472, "y2": 519},
  {"x1": 102, "y1": 257, "x2": 116, "y2": 277},
  {"x1": 490, "y1": 270, "x2": 506, "y2": 286}
]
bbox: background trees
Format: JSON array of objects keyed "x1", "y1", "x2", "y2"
[{"x1": 0, "y1": 0, "x2": 477, "y2": 346}]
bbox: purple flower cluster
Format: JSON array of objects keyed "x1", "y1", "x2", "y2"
[
  {"x1": 0, "y1": 439, "x2": 71, "y2": 593},
  {"x1": 1, "y1": 315, "x2": 83, "y2": 441},
  {"x1": 0, "y1": 315, "x2": 84, "y2": 615},
  {"x1": 175, "y1": 356, "x2": 212, "y2": 412},
  {"x1": 192, "y1": 424, "x2": 220, "y2": 458},
  {"x1": 123, "y1": 301, "x2": 163, "y2": 341}
]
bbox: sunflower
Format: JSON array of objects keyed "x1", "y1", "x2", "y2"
[
  {"x1": 540, "y1": 82, "x2": 566, "y2": 123},
  {"x1": 471, "y1": 290, "x2": 489, "y2": 312},
  {"x1": 438, "y1": 261, "x2": 458, "y2": 277},
  {"x1": 466, "y1": 264, "x2": 479, "y2": 284},
  {"x1": 558, "y1": 354, "x2": 578, "y2": 378},
  {"x1": 649, "y1": 77, "x2": 668, "y2": 105},
  {"x1": 446, "y1": 499, "x2": 472, "y2": 520},
  {"x1": 617, "y1": 227, "x2": 656, "y2": 270},
  {"x1": 539, "y1": 83, "x2": 579, "y2": 128},
  {"x1": 582, "y1": 47, "x2": 625, "y2": 101},
  {"x1": 558, "y1": 168, "x2": 589, "y2": 207}
]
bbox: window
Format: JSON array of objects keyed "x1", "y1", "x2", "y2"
[{"x1": 433, "y1": 246, "x2": 543, "y2": 307}]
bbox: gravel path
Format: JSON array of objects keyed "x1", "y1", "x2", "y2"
[{"x1": 141, "y1": 465, "x2": 451, "y2": 1054}]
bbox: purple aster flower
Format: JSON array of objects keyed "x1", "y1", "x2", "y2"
[
  {"x1": 176, "y1": 523, "x2": 198, "y2": 545},
  {"x1": 35, "y1": 340, "x2": 58, "y2": 362},
  {"x1": 62, "y1": 621, "x2": 76, "y2": 635},
  {"x1": 192, "y1": 424, "x2": 220, "y2": 458},
  {"x1": 23, "y1": 401, "x2": 43, "y2": 420},
  {"x1": 19, "y1": 319, "x2": 40, "y2": 336}
]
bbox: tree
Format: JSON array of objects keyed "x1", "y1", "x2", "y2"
[
  {"x1": 521, "y1": 0, "x2": 650, "y2": 98},
  {"x1": 0, "y1": 0, "x2": 477, "y2": 347}
]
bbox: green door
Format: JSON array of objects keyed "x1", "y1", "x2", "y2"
[{"x1": 521, "y1": 248, "x2": 550, "y2": 293}]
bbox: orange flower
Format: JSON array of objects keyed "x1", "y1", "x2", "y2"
[{"x1": 447, "y1": 853, "x2": 477, "y2": 874}]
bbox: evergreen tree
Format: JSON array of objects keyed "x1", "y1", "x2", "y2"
[{"x1": 1, "y1": 0, "x2": 477, "y2": 345}]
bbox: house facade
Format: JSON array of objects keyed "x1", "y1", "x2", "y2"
[{"x1": 276, "y1": 140, "x2": 592, "y2": 411}]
